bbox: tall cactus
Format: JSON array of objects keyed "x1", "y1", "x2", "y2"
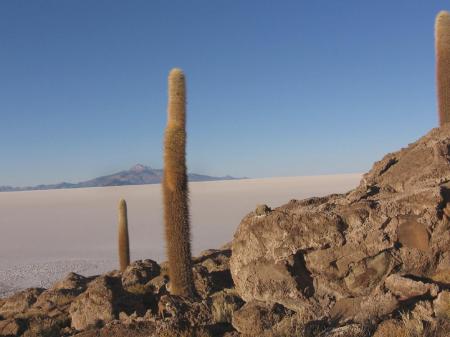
[
  {"x1": 118, "y1": 198, "x2": 130, "y2": 272},
  {"x1": 436, "y1": 10, "x2": 450, "y2": 126},
  {"x1": 162, "y1": 68, "x2": 195, "y2": 297}
]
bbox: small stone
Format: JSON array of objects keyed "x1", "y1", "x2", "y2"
[
  {"x1": 121, "y1": 259, "x2": 160, "y2": 291},
  {"x1": 434, "y1": 291, "x2": 450, "y2": 319},
  {"x1": 255, "y1": 204, "x2": 271, "y2": 216}
]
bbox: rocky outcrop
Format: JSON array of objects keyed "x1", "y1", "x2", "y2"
[
  {"x1": 230, "y1": 126, "x2": 450, "y2": 326},
  {"x1": 0, "y1": 248, "x2": 238, "y2": 336},
  {"x1": 2, "y1": 127, "x2": 450, "y2": 336}
]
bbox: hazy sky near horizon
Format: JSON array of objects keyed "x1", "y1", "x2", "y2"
[{"x1": 0, "y1": 1, "x2": 446, "y2": 186}]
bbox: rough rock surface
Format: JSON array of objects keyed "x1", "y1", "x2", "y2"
[
  {"x1": 0, "y1": 288, "x2": 45, "y2": 320},
  {"x1": 69, "y1": 275, "x2": 123, "y2": 330},
  {"x1": 231, "y1": 301, "x2": 294, "y2": 335},
  {"x1": 434, "y1": 290, "x2": 450, "y2": 319},
  {"x1": 372, "y1": 319, "x2": 407, "y2": 337},
  {"x1": 231, "y1": 126, "x2": 450, "y2": 327},
  {"x1": 121, "y1": 259, "x2": 161, "y2": 292},
  {"x1": 384, "y1": 274, "x2": 439, "y2": 300},
  {"x1": 210, "y1": 289, "x2": 244, "y2": 324}
]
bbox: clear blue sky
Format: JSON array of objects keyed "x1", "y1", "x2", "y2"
[{"x1": 0, "y1": 1, "x2": 446, "y2": 186}]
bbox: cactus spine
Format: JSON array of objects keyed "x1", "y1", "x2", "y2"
[
  {"x1": 118, "y1": 198, "x2": 130, "y2": 272},
  {"x1": 162, "y1": 68, "x2": 195, "y2": 297},
  {"x1": 436, "y1": 10, "x2": 450, "y2": 126}
]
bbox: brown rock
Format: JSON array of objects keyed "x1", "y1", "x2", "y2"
[
  {"x1": 384, "y1": 274, "x2": 439, "y2": 300},
  {"x1": 69, "y1": 276, "x2": 122, "y2": 330},
  {"x1": 255, "y1": 204, "x2": 271, "y2": 216},
  {"x1": 209, "y1": 289, "x2": 244, "y2": 323},
  {"x1": 190, "y1": 249, "x2": 234, "y2": 299},
  {"x1": 344, "y1": 251, "x2": 396, "y2": 296},
  {"x1": 121, "y1": 260, "x2": 160, "y2": 293},
  {"x1": 222, "y1": 332, "x2": 240, "y2": 337},
  {"x1": 231, "y1": 204, "x2": 345, "y2": 312},
  {"x1": 33, "y1": 288, "x2": 82, "y2": 313},
  {"x1": 397, "y1": 218, "x2": 430, "y2": 252},
  {"x1": 0, "y1": 319, "x2": 26, "y2": 337},
  {"x1": 147, "y1": 274, "x2": 169, "y2": 296},
  {"x1": 355, "y1": 126, "x2": 450, "y2": 193},
  {"x1": 232, "y1": 301, "x2": 293, "y2": 335},
  {"x1": 193, "y1": 265, "x2": 215, "y2": 298},
  {"x1": 0, "y1": 288, "x2": 44, "y2": 319},
  {"x1": 157, "y1": 294, "x2": 212, "y2": 326},
  {"x1": 230, "y1": 126, "x2": 450, "y2": 320},
  {"x1": 51, "y1": 272, "x2": 88, "y2": 292},
  {"x1": 73, "y1": 321, "x2": 157, "y2": 337},
  {"x1": 331, "y1": 291, "x2": 399, "y2": 323},
  {"x1": 430, "y1": 252, "x2": 450, "y2": 285},
  {"x1": 434, "y1": 320, "x2": 450, "y2": 337},
  {"x1": 410, "y1": 300, "x2": 434, "y2": 323},
  {"x1": 323, "y1": 324, "x2": 367, "y2": 337},
  {"x1": 373, "y1": 319, "x2": 408, "y2": 337},
  {"x1": 430, "y1": 268, "x2": 450, "y2": 285},
  {"x1": 156, "y1": 323, "x2": 213, "y2": 337},
  {"x1": 21, "y1": 314, "x2": 70, "y2": 337},
  {"x1": 433, "y1": 291, "x2": 450, "y2": 319}
]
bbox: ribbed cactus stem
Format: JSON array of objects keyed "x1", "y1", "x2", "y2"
[
  {"x1": 162, "y1": 68, "x2": 195, "y2": 297},
  {"x1": 118, "y1": 198, "x2": 130, "y2": 272},
  {"x1": 436, "y1": 10, "x2": 450, "y2": 126}
]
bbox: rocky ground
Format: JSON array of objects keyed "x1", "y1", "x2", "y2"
[{"x1": 2, "y1": 126, "x2": 450, "y2": 336}]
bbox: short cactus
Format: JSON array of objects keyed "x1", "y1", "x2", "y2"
[
  {"x1": 162, "y1": 68, "x2": 195, "y2": 297},
  {"x1": 118, "y1": 198, "x2": 130, "y2": 272},
  {"x1": 436, "y1": 10, "x2": 450, "y2": 125}
]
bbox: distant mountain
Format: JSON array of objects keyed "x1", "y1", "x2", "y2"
[{"x1": 0, "y1": 164, "x2": 245, "y2": 192}]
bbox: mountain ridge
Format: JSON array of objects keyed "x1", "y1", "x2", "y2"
[{"x1": 0, "y1": 164, "x2": 245, "y2": 192}]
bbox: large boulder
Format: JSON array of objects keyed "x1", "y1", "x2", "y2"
[
  {"x1": 69, "y1": 275, "x2": 123, "y2": 330},
  {"x1": 230, "y1": 126, "x2": 450, "y2": 322}
]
